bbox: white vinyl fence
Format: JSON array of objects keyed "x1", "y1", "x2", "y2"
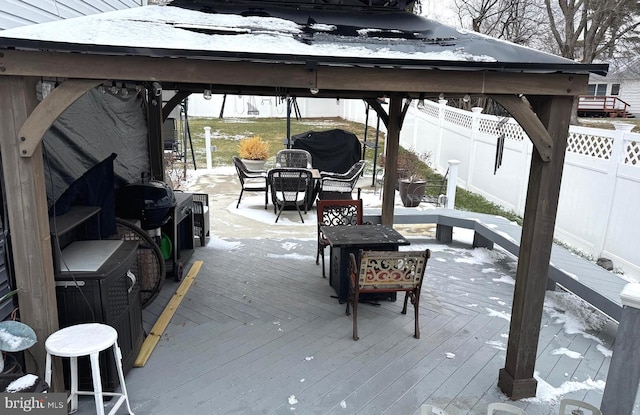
[{"x1": 340, "y1": 99, "x2": 640, "y2": 281}]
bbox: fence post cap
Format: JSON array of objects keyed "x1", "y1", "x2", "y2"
[
  {"x1": 204, "y1": 126, "x2": 211, "y2": 131},
  {"x1": 447, "y1": 159, "x2": 461, "y2": 165},
  {"x1": 471, "y1": 107, "x2": 483, "y2": 113},
  {"x1": 612, "y1": 122, "x2": 634, "y2": 131},
  {"x1": 438, "y1": 99, "x2": 448, "y2": 105},
  {"x1": 621, "y1": 283, "x2": 640, "y2": 309}
]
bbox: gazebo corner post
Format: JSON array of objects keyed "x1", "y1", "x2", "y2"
[
  {"x1": 380, "y1": 93, "x2": 403, "y2": 225},
  {"x1": 498, "y1": 95, "x2": 573, "y2": 400},
  {"x1": 601, "y1": 283, "x2": 640, "y2": 415},
  {"x1": 0, "y1": 76, "x2": 63, "y2": 389}
]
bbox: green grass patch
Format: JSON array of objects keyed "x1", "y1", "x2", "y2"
[{"x1": 175, "y1": 116, "x2": 385, "y2": 174}]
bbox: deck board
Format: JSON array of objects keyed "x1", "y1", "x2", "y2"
[{"x1": 71, "y1": 236, "x2": 629, "y2": 415}]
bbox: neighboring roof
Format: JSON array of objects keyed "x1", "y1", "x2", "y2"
[
  {"x1": 0, "y1": 0, "x2": 144, "y2": 30},
  {"x1": 0, "y1": 2, "x2": 608, "y2": 76}
]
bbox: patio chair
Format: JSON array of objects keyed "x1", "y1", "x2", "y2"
[
  {"x1": 347, "y1": 249, "x2": 430, "y2": 341},
  {"x1": 319, "y1": 159, "x2": 366, "y2": 200},
  {"x1": 559, "y1": 399, "x2": 601, "y2": 415},
  {"x1": 232, "y1": 156, "x2": 268, "y2": 209},
  {"x1": 268, "y1": 168, "x2": 313, "y2": 223},
  {"x1": 316, "y1": 199, "x2": 363, "y2": 278},
  {"x1": 487, "y1": 402, "x2": 528, "y2": 415},
  {"x1": 192, "y1": 193, "x2": 210, "y2": 247},
  {"x1": 276, "y1": 149, "x2": 312, "y2": 168}
]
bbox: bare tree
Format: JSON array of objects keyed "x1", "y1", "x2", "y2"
[
  {"x1": 545, "y1": 0, "x2": 640, "y2": 63},
  {"x1": 453, "y1": 0, "x2": 545, "y2": 45}
]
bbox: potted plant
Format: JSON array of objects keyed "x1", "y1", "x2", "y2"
[
  {"x1": 379, "y1": 150, "x2": 431, "y2": 207},
  {"x1": 238, "y1": 135, "x2": 270, "y2": 171},
  {"x1": 398, "y1": 150, "x2": 431, "y2": 207}
]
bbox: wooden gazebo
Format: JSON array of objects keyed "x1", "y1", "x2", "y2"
[{"x1": 0, "y1": 0, "x2": 608, "y2": 399}]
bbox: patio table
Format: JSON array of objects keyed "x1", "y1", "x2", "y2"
[{"x1": 320, "y1": 224, "x2": 410, "y2": 303}]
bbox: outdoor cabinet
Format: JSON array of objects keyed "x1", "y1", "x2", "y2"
[{"x1": 54, "y1": 240, "x2": 143, "y2": 392}]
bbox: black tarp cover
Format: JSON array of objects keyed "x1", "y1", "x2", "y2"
[
  {"x1": 291, "y1": 129, "x2": 361, "y2": 174},
  {"x1": 43, "y1": 88, "x2": 149, "y2": 209}
]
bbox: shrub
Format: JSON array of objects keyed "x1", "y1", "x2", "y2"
[{"x1": 238, "y1": 136, "x2": 270, "y2": 160}]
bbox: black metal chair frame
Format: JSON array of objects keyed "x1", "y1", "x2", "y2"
[
  {"x1": 347, "y1": 249, "x2": 430, "y2": 341},
  {"x1": 232, "y1": 156, "x2": 268, "y2": 209},
  {"x1": 268, "y1": 168, "x2": 313, "y2": 223},
  {"x1": 319, "y1": 160, "x2": 366, "y2": 200},
  {"x1": 192, "y1": 193, "x2": 209, "y2": 247},
  {"x1": 316, "y1": 199, "x2": 363, "y2": 278}
]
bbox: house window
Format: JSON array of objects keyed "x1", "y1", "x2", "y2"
[
  {"x1": 611, "y1": 84, "x2": 620, "y2": 95},
  {"x1": 587, "y1": 84, "x2": 608, "y2": 96}
]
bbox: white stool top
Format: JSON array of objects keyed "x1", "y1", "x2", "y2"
[{"x1": 46, "y1": 323, "x2": 118, "y2": 357}]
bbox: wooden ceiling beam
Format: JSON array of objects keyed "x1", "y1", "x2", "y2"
[{"x1": 0, "y1": 50, "x2": 589, "y2": 97}]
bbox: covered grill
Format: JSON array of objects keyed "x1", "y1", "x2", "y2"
[{"x1": 115, "y1": 180, "x2": 176, "y2": 230}]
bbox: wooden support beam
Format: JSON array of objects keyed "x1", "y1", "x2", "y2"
[
  {"x1": 0, "y1": 76, "x2": 63, "y2": 388},
  {"x1": 18, "y1": 79, "x2": 102, "y2": 157},
  {"x1": 364, "y1": 98, "x2": 389, "y2": 130},
  {"x1": 135, "y1": 261, "x2": 202, "y2": 367},
  {"x1": 490, "y1": 94, "x2": 554, "y2": 162},
  {"x1": 381, "y1": 93, "x2": 403, "y2": 225},
  {"x1": 162, "y1": 91, "x2": 190, "y2": 122},
  {"x1": 498, "y1": 95, "x2": 573, "y2": 399}
]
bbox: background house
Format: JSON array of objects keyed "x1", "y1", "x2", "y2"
[
  {"x1": 0, "y1": 0, "x2": 146, "y2": 30},
  {"x1": 584, "y1": 57, "x2": 640, "y2": 118}
]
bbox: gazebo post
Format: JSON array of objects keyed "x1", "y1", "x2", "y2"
[
  {"x1": 0, "y1": 76, "x2": 63, "y2": 389},
  {"x1": 381, "y1": 93, "x2": 402, "y2": 226},
  {"x1": 498, "y1": 95, "x2": 574, "y2": 399}
]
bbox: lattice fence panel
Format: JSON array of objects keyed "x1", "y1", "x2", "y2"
[
  {"x1": 567, "y1": 131, "x2": 613, "y2": 159},
  {"x1": 478, "y1": 118, "x2": 524, "y2": 141},
  {"x1": 444, "y1": 109, "x2": 472, "y2": 129},
  {"x1": 625, "y1": 140, "x2": 640, "y2": 166},
  {"x1": 421, "y1": 102, "x2": 439, "y2": 118}
]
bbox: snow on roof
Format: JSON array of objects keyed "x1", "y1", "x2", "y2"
[{"x1": 0, "y1": 4, "x2": 606, "y2": 75}]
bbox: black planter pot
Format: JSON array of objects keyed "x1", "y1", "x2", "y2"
[{"x1": 399, "y1": 180, "x2": 426, "y2": 207}]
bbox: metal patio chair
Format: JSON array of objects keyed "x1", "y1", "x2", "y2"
[
  {"x1": 232, "y1": 156, "x2": 268, "y2": 209},
  {"x1": 268, "y1": 168, "x2": 313, "y2": 223},
  {"x1": 347, "y1": 249, "x2": 430, "y2": 341},
  {"x1": 319, "y1": 159, "x2": 365, "y2": 200},
  {"x1": 275, "y1": 149, "x2": 312, "y2": 168},
  {"x1": 316, "y1": 199, "x2": 363, "y2": 278}
]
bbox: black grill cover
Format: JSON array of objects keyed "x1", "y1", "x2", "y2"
[{"x1": 291, "y1": 129, "x2": 361, "y2": 174}]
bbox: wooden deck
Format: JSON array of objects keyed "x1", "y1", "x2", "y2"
[{"x1": 73, "y1": 235, "x2": 622, "y2": 415}]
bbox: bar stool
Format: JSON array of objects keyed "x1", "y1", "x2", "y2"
[{"x1": 44, "y1": 323, "x2": 134, "y2": 415}]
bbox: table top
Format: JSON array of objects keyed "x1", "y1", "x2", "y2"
[{"x1": 320, "y1": 224, "x2": 410, "y2": 247}]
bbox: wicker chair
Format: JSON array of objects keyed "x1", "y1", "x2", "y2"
[
  {"x1": 319, "y1": 160, "x2": 365, "y2": 200},
  {"x1": 232, "y1": 156, "x2": 268, "y2": 209},
  {"x1": 347, "y1": 249, "x2": 430, "y2": 341},
  {"x1": 275, "y1": 149, "x2": 312, "y2": 168},
  {"x1": 316, "y1": 199, "x2": 363, "y2": 278}
]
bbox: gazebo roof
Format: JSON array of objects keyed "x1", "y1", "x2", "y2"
[{"x1": 0, "y1": 2, "x2": 608, "y2": 77}]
